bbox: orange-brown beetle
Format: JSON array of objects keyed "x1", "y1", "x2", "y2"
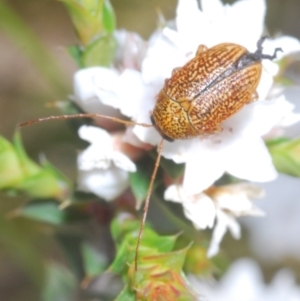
[
  {"x1": 152, "y1": 37, "x2": 282, "y2": 141},
  {"x1": 21, "y1": 37, "x2": 282, "y2": 271}
]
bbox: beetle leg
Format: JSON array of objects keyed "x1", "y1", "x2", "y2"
[
  {"x1": 196, "y1": 44, "x2": 208, "y2": 56},
  {"x1": 212, "y1": 124, "x2": 223, "y2": 134},
  {"x1": 247, "y1": 91, "x2": 259, "y2": 103}
]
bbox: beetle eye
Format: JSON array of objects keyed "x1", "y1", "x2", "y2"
[
  {"x1": 162, "y1": 135, "x2": 174, "y2": 142},
  {"x1": 150, "y1": 115, "x2": 156, "y2": 126}
]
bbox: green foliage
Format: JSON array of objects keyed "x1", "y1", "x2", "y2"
[
  {"x1": 13, "y1": 200, "x2": 88, "y2": 225},
  {"x1": 62, "y1": 0, "x2": 117, "y2": 67},
  {"x1": 110, "y1": 216, "x2": 178, "y2": 275},
  {"x1": 0, "y1": 132, "x2": 71, "y2": 200},
  {"x1": 109, "y1": 215, "x2": 198, "y2": 300},
  {"x1": 267, "y1": 137, "x2": 300, "y2": 177},
  {"x1": 159, "y1": 156, "x2": 185, "y2": 179},
  {"x1": 82, "y1": 34, "x2": 117, "y2": 67},
  {"x1": 4, "y1": 0, "x2": 299, "y2": 300},
  {"x1": 68, "y1": 45, "x2": 85, "y2": 68},
  {"x1": 81, "y1": 242, "x2": 107, "y2": 277}
]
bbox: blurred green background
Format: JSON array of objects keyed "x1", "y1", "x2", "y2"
[{"x1": 1, "y1": 0, "x2": 300, "y2": 300}]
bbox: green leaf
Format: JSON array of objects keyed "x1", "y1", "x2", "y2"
[
  {"x1": 81, "y1": 242, "x2": 106, "y2": 277},
  {"x1": 13, "y1": 201, "x2": 85, "y2": 225},
  {"x1": 267, "y1": 137, "x2": 300, "y2": 177},
  {"x1": 0, "y1": 0, "x2": 69, "y2": 97},
  {"x1": 103, "y1": 0, "x2": 116, "y2": 33},
  {"x1": 159, "y1": 156, "x2": 185, "y2": 179},
  {"x1": 41, "y1": 262, "x2": 77, "y2": 301},
  {"x1": 109, "y1": 215, "x2": 198, "y2": 300},
  {"x1": 0, "y1": 132, "x2": 71, "y2": 200},
  {"x1": 129, "y1": 169, "x2": 149, "y2": 210},
  {"x1": 18, "y1": 158, "x2": 71, "y2": 200},
  {"x1": 82, "y1": 34, "x2": 117, "y2": 67},
  {"x1": 68, "y1": 45, "x2": 84, "y2": 68},
  {"x1": 0, "y1": 136, "x2": 25, "y2": 188},
  {"x1": 111, "y1": 216, "x2": 176, "y2": 251},
  {"x1": 13, "y1": 131, "x2": 40, "y2": 175},
  {"x1": 109, "y1": 216, "x2": 177, "y2": 274}
]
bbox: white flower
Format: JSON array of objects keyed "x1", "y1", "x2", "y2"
[
  {"x1": 77, "y1": 125, "x2": 136, "y2": 200},
  {"x1": 114, "y1": 29, "x2": 147, "y2": 70},
  {"x1": 165, "y1": 183, "x2": 264, "y2": 257},
  {"x1": 72, "y1": 30, "x2": 148, "y2": 118},
  {"x1": 131, "y1": 0, "x2": 300, "y2": 196},
  {"x1": 190, "y1": 259, "x2": 300, "y2": 301},
  {"x1": 73, "y1": 0, "x2": 300, "y2": 197}
]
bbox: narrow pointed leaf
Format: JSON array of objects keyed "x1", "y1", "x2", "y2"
[{"x1": 13, "y1": 200, "x2": 87, "y2": 224}]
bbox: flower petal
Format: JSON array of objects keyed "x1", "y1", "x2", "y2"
[
  {"x1": 182, "y1": 140, "x2": 226, "y2": 195},
  {"x1": 164, "y1": 184, "x2": 186, "y2": 203},
  {"x1": 207, "y1": 210, "x2": 240, "y2": 257},
  {"x1": 183, "y1": 193, "x2": 216, "y2": 229},
  {"x1": 212, "y1": 183, "x2": 265, "y2": 214},
  {"x1": 74, "y1": 67, "x2": 120, "y2": 112},
  {"x1": 78, "y1": 145, "x2": 111, "y2": 170},
  {"x1": 164, "y1": 184, "x2": 216, "y2": 229},
  {"x1": 78, "y1": 125, "x2": 112, "y2": 146},
  {"x1": 142, "y1": 30, "x2": 185, "y2": 87},
  {"x1": 225, "y1": 136, "x2": 277, "y2": 182},
  {"x1": 112, "y1": 69, "x2": 152, "y2": 119},
  {"x1": 77, "y1": 167, "x2": 129, "y2": 201},
  {"x1": 114, "y1": 30, "x2": 147, "y2": 70},
  {"x1": 112, "y1": 151, "x2": 136, "y2": 172},
  {"x1": 177, "y1": 0, "x2": 265, "y2": 49}
]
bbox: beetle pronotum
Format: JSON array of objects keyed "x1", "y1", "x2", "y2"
[{"x1": 21, "y1": 37, "x2": 282, "y2": 271}]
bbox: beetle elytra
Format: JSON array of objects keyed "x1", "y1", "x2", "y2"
[{"x1": 20, "y1": 37, "x2": 282, "y2": 271}]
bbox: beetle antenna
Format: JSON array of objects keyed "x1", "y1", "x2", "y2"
[
  {"x1": 256, "y1": 36, "x2": 268, "y2": 53},
  {"x1": 134, "y1": 138, "x2": 164, "y2": 271},
  {"x1": 255, "y1": 36, "x2": 283, "y2": 60},
  {"x1": 19, "y1": 113, "x2": 152, "y2": 128}
]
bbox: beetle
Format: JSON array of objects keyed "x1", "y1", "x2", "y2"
[
  {"x1": 20, "y1": 37, "x2": 282, "y2": 271},
  {"x1": 152, "y1": 37, "x2": 282, "y2": 141}
]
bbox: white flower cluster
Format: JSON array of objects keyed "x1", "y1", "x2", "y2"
[
  {"x1": 165, "y1": 183, "x2": 265, "y2": 257},
  {"x1": 77, "y1": 125, "x2": 136, "y2": 200},
  {"x1": 74, "y1": 0, "x2": 300, "y2": 255},
  {"x1": 190, "y1": 259, "x2": 300, "y2": 301}
]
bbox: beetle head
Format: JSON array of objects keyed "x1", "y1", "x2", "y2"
[{"x1": 150, "y1": 115, "x2": 174, "y2": 142}]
